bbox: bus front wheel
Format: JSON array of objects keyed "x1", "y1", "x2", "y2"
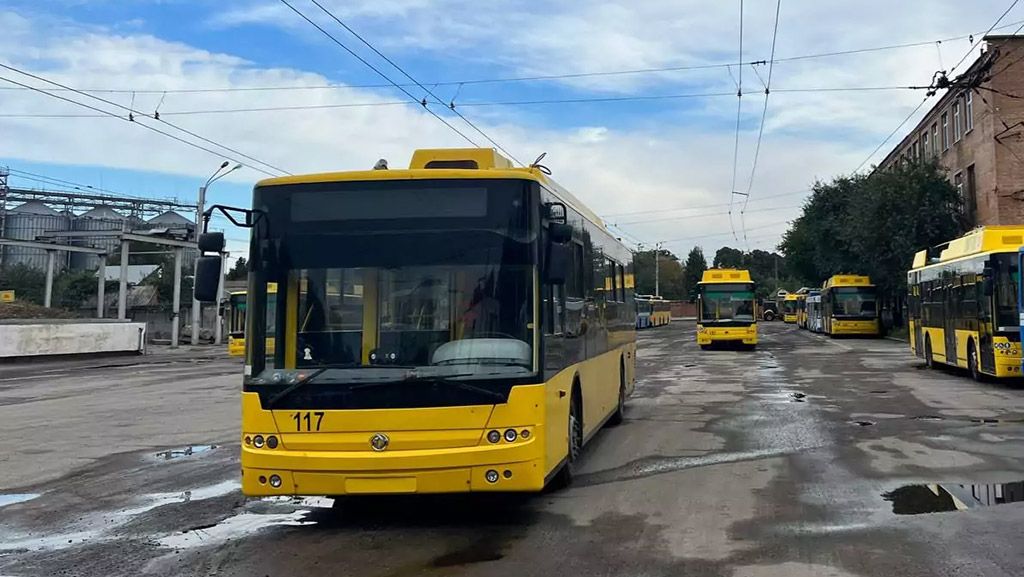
[
  {"x1": 554, "y1": 385, "x2": 583, "y2": 489},
  {"x1": 608, "y1": 361, "x2": 626, "y2": 426}
]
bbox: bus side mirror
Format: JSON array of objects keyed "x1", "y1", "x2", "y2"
[
  {"x1": 194, "y1": 255, "x2": 223, "y2": 302},
  {"x1": 549, "y1": 222, "x2": 573, "y2": 244},
  {"x1": 544, "y1": 243, "x2": 570, "y2": 285}
]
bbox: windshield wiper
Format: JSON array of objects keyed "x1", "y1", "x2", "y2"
[{"x1": 266, "y1": 368, "x2": 327, "y2": 409}]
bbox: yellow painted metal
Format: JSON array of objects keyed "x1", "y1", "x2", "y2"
[
  {"x1": 699, "y1": 268, "x2": 753, "y2": 284},
  {"x1": 360, "y1": 269, "x2": 378, "y2": 365},
  {"x1": 284, "y1": 273, "x2": 298, "y2": 369},
  {"x1": 697, "y1": 324, "x2": 757, "y2": 346},
  {"x1": 822, "y1": 275, "x2": 874, "y2": 289}
]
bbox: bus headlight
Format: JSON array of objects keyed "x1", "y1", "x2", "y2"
[
  {"x1": 266, "y1": 435, "x2": 279, "y2": 449},
  {"x1": 485, "y1": 470, "x2": 499, "y2": 483},
  {"x1": 253, "y1": 435, "x2": 265, "y2": 448},
  {"x1": 487, "y1": 430, "x2": 501, "y2": 444},
  {"x1": 269, "y1": 474, "x2": 282, "y2": 488},
  {"x1": 504, "y1": 429, "x2": 518, "y2": 442}
]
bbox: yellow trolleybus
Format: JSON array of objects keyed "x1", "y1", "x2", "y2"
[
  {"x1": 696, "y1": 269, "x2": 757, "y2": 349},
  {"x1": 225, "y1": 286, "x2": 278, "y2": 357},
  {"x1": 635, "y1": 295, "x2": 671, "y2": 327},
  {"x1": 821, "y1": 275, "x2": 879, "y2": 336},
  {"x1": 782, "y1": 293, "x2": 799, "y2": 323},
  {"x1": 907, "y1": 226, "x2": 1022, "y2": 380},
  {"x1": 197, "y1": 148, "x2": 638, "y2": 495}
]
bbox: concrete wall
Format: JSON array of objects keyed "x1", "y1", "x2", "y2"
[{"x1": 0, "y1": 320, "x2": 146, "y2": 358}]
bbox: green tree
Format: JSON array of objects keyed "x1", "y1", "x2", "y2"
[
  {"x1": 683, "y1": 246, "x2": 707, "y2": 302},
  {"x1": 780, "y1": 160, "x2": 964, "y2": 311},
  {"x1": 634, "y1": 249, "x2": 686, "y2": 299},
  {"x1": 712, "y1": 246, "x2": 745, "y2": 268},
  {"x1": 140, "y1": 254, "x2": 194, "y2": 305},
  {"x1": 226, "y1": 257, "x2": 248, "y2": 281}
]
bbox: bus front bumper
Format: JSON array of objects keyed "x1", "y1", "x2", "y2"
[
  {"x1": 241, "y1": 436, "x2": 547, "y2": 496},
  {"x1": 830, "y1": 319, "x2": 879, "y2": 336},
  {"x1": 697, "y1": 325, "x2": 757, "y2": 345}
]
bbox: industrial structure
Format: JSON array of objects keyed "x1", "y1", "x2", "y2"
[{"x1": 0, "y1": 168, "x2": 207, "y2": 347}]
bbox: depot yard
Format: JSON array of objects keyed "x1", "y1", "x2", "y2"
[{"x1": 2, "y1": 322, "x2": 1024, "y2": 577}]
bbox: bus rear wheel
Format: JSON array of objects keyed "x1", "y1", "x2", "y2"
[{"x1": 924, "y1": 336, "x2": 934, "y2": 369}]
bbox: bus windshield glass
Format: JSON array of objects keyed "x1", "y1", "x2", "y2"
[
  {"x1": 701, "y1": 284, "x2": 755, "y2": 322},
  {"x1": 783, "y1": 299, "x2": 797, "y2": 315},
  {"x1": 246, "y1": 179, "x2": 535, "y2": 384},
  {"x1": 831, "y1": 287, "x2": 877, "y2": 318},
  {"x1": 994, "y1": 253, "x2": 1020, "y2": 330}
]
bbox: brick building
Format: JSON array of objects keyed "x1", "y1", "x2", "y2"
[{"x1": 877, "y1": 35, "x2": 1024, "y2": 225}]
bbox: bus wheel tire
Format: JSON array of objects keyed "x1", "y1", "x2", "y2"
[
  {"x1": 968, "y1": 340, "x2": 983, "y2": 382},
  {"x1": 608, "y1": 363, "x2": 626, "y2": 426},
  {"x1": 924, "y1": 336, "x2": 934, "y2": 369},
  {"x1": 554, "y1": 388, "x2": 583, "y2": 489}
]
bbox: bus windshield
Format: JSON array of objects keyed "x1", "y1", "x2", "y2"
[
  {"x1": 701, "y1": 284, "x2": 755, "y2": 322},
  {"x1": 246, "y1": 178, "x2": 536, "y2": 384},
  {"x1": 783, "y1": 299, "x2": 797, "y2": 314},
  {"x1": 831, "y1": 287, "x2": 877, "y2": 318}
]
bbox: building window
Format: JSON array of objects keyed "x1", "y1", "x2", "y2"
[
  {"x1": 965, "y1": 90, "x2": 974, "y2": 132},
  {"x1": 953, "y1": 101, "x2": 962, "y2": 142},
  {"x1": 922, "y1": 131, "x2": 930, "y2": 158},
  {"x1": 941, "y1": 112, "x2": 949, "y2": 150},
  {"x1": 966, "y1": 164, "x2": 976, "y2": 225},
  {"x1": 912, "y1": 139, "x2": 919, "y2": 159},
  {"x1": 931, "y1": 123, "x2": 939, "y2": 156},
  {"x1": 954, "y1": 171, "x2": 964, "y2": 197}
]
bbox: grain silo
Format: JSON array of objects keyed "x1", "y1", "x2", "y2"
[
  {"x1": 70, "y1": 206, "x2": 126, "y2": 270},
  {"x1": 1, "y1": 200, "x2": 71, "y2": 270}
]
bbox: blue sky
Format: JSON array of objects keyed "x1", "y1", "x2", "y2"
[{"x1": 1, "y1": 0, "x2": 1019, "y2": 258}]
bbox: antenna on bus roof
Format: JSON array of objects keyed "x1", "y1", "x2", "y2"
[{"x1": 530, "y1": 152, "x2": 552, "y2": 175}]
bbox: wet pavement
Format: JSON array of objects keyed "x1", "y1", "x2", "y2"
[{"x1": 2, "y1": 322, "x2": 1024, "y2": 576}]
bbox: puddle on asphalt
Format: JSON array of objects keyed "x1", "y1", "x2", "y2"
[
  {"x1": 0, "y1": 494, "x2": 40, "y2": 508},
  {"x1": 884, "y1": 481, "x2": 1024, "y2": 515},
  {"x1": 851, "y1": 420, "x2": 875, "y2": 427},
  {"x1": 912, "y1": 415, "x2": 944, "y2": 421},
  {"x1": 432, "y1": 543, "x2": 504, "y2": 567},
  {"x1": 154, "y1": 445, "x2": 217, "y2": 460},
  {"x1": 0, "y1": 480, "x2": 240, "y2": 553},
  {"x1": 158, "y1": 496, "x2": 331, "y2": 549}
]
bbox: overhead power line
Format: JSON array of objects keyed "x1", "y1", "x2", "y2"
[
  {"x1": 0, "y1": 63, "x2": 289, "y2": 177},
  {"x1": 277, "y1": 0, "x2": 481, "y2": 149},
  {"x1": 741, "y1": 0, "x2": 783, "y2": 250},
  {"x1": 615, "y1": 203, "x2": 802, "y2": 226},
  {"x1": 2, "y1": 19, "x2": 1022, "y2": 95},
  {"x1": 304, "y1": 0, "x2": 522, "y2": 165},
  {"x1": 949, "y1": 0, "x2": 1021, "y2": 73},
  {"x1": 6, "y1": 167, "x2": 138, "y2": 198},
  {"x1": 602, "y1": 188, "x2": 809, "y2": 218},
  {"x1": 0, "y1": 73, "x2": 284, "y2": 178},
  {"x1": 0, "y1": 86, "x2": 938, "y2": 119},
  {"x1": 728, "y1": 0, "x2": 745, "y2": 242}
]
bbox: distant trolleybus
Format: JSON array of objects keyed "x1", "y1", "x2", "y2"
[
  {"x1": 806, "y1": 291, "x2": 823, "y2": 333},
  {"x1": 635, "y1": 294, "x2": 671, "y2": 327},
  {"x1": 782, "y1": 293, "x2": 799, "y2": 324},
  {"x1": 908, "y1": 226, "x2": 1022, "y2": 380},
  {"x1": 225, "y1": 286, "x2": 278, "y2": 357},
  {"x1": 696, "y1": 269, "x2": 757, "y2": 349},
  {"x1": 820, "y1": 275, "x2": 879, "y2": 337},
  {"x1": 196, "y1": 148, "x2": 637, "y2": 496}
]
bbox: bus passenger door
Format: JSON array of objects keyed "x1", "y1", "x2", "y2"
[
  {"x1": 944, "y1": 282, "x2": 957, "y2": 364},
  {"x1": 979, "y1": 272, "x2": 997, "y2": 374}
]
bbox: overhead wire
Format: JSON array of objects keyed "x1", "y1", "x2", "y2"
[
  {"x1": 949, "y1": 0, "x2": 1021, "y2": 73},
  {"x1": 0, "y1": 73, "x2": 282, "y2": 178},
  {"x1": 6, "y1": 168, "x2": 138, "y2": 198},
  {"x1": 276, "y1": 0, "x2": 481, "y2": 148},
  {"x1": 305, "y1": 0, "x2": 522, "y2": 165},
  {"x1": 0, "y1": 63, "x2": 289, "y2": 177},
  {"x1": 728, "y1": 0, "x2": 745, "y2": 243},
  {"x1": 741, "y1": 0, "x2": 782, "y2": 250},
  {"x1": 602, "y1": 188, "x2": 809, "y2": 218},
  {"x1": 2, "y1": 19, "x2": 1023, "y2": 95}
]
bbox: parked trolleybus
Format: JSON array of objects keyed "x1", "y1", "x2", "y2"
[
  {"x1": 908, "y1": 226, "x2": 1022, "y2": 380},
  {"x1": 806, "y1": 291, "x2": 823, "y2": 333},
  {"x1": 795, "y1": 288, "x2": 810, "y2": 328},
  {"x1": 696, "y1": 269, "x2": 757, "y2": 349},
  {"x1": 821, "y1": 275, "x2": 879, "y2": 337},
  {"x1": 635, "y1": 294, "x2": 671, "y2": 327},
  {"x1": 782, "y1": 293, "x2": 799, "y2": 324},
  {"x1": 226, "y1": 286, "x2": 278, "y2": 357},
  {"x1": 195, "y1": 148, "x2": 638, "y2": 496}
]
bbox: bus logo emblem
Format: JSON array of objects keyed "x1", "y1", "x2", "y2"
[{"x1": 369, "y1": 433, "x2": 390, "y2": 451}]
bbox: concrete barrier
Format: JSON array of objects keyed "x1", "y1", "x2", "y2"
[{"x1": 0, "y1": 319, "x2": 146, "y2": 359}]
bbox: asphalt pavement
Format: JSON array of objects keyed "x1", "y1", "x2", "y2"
[{"x1": 2, "y1": 322, "x2": 1024, "y2": 576}]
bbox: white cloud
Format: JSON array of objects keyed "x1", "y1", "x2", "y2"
[{"x1": 2, "y1": 1, "x2": 1020, "y2": 258}]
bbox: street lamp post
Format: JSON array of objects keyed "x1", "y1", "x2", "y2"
[
  {"x1": 191, "y1": 161, "x2": 241, "y2": 345},
  {"x1": 654, "y1": 241, "x2": 664, "y2": 297}
]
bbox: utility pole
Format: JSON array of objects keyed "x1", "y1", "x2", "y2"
[
  {"x1": 654, "y1": 241, "x2": 664, "y2": 297},
  {"x1": 192, "y1": 161, "x2": 240, "y2": 345}
]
